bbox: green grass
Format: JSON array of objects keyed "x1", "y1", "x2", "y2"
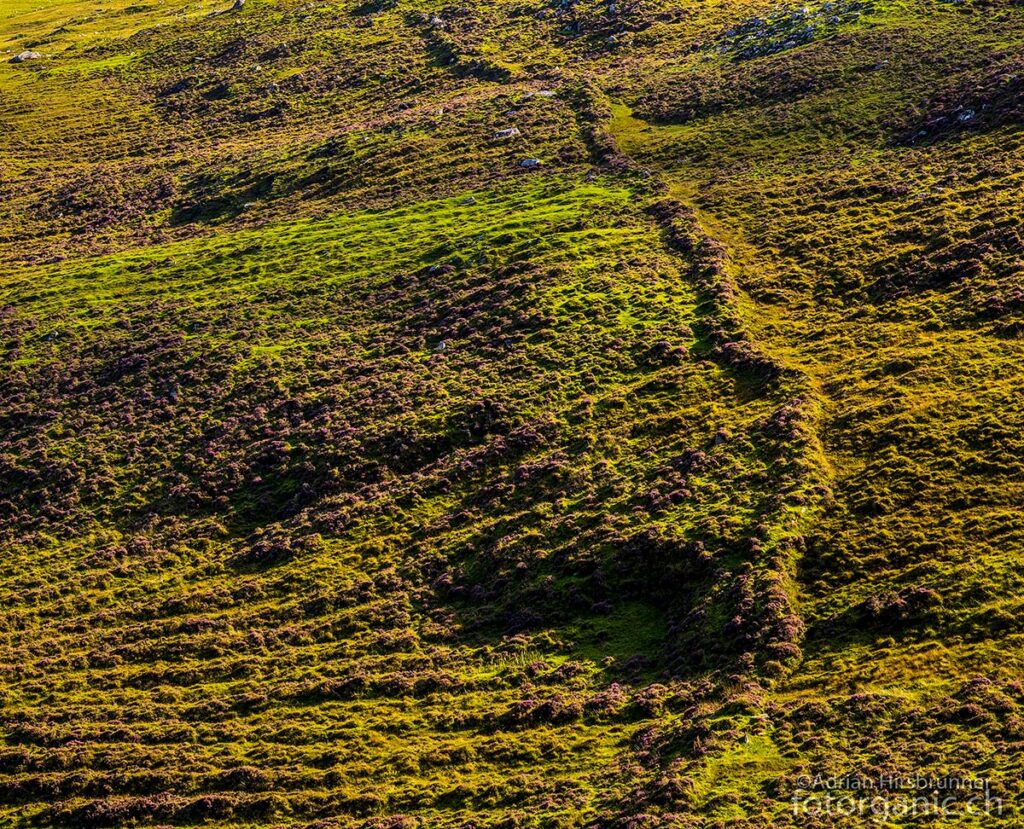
[{"x1": 3, "y1": 0, "x2": 1024, "y2": 825}]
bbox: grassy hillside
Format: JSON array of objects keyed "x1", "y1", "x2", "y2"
[{"x1": 2, "y1": 0, "x2": 1024, "y2": 825}]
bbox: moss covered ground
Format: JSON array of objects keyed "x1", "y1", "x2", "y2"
[{"x1": 2, "y1": 0, "x2": 1024, "y2": 825}]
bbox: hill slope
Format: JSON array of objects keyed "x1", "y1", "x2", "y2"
[{"x1": 2, "y1": 0, "x2": 1024, "y2": 825}]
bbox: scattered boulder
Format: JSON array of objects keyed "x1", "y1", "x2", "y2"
[
  {"x1": 720, "y1": 1, "x2": 870, "y2": 61},
  {"x1": 10, "y1": 51, "x2": 42, "y2": 64},
  {"x1": 518, "y1": 158, "x2": 542, "y2": 169},
  {"x1": 494, "y1": 127, "x2": 521, "y2": 139}
]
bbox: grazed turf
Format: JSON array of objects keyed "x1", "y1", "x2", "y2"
[{"x1": 2, "y1": 0, "x2": 1024, "y2": 826}]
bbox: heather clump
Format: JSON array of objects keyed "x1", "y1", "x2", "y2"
[{"x1": 3, "y1": 0, "x2": 1024, "y2": 825}]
